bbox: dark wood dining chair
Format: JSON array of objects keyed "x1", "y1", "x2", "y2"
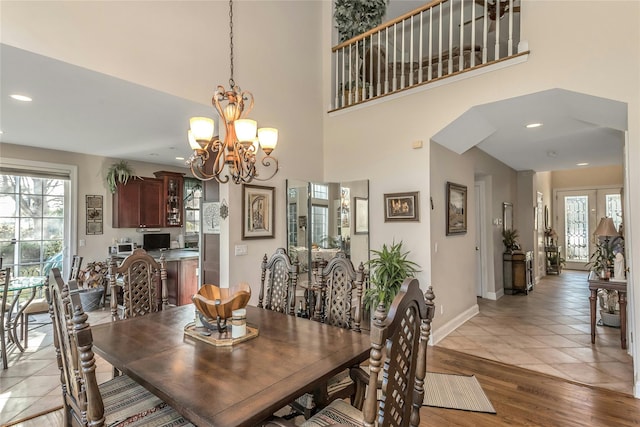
[
  {"x1": 291, "y1": 253, "x2": 367, "y2": 418},
  {"x1": 259, "y1": 248, "x2": 299, "y2": 315},
  {"x1": 47, "y1": 267, "x2": 194, "y2": 427},
  {"x1": 108, "y1": 248, "x2": 168, "y2": 321},
  {"x1": 267, "y1": 278, "x2": 436, "y2": 427},
  {"x1": 1, "y1": 267, "x2": 10, "y2": 369}
]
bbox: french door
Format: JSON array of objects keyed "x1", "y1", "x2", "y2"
[{"x1": 555, "y1": 188, "x2": 622, "y2": 271}]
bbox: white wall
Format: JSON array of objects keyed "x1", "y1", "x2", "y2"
[{"x1": 321, "y1": 0, "x2": 640, "y2": 384}]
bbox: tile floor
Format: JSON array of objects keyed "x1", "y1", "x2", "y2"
[
  {"x1": 437, "y1": 269, "x2": 633, "y2": 394},
  {"x1": 0, "y1": 270, "x2": 634, "y2": 425}
]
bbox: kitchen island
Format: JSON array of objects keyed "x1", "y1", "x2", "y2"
[{"x1": 147, "y1": 249, "x2": 199, "y2": 306}]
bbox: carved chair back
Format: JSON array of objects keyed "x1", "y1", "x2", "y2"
[
  {"x1": 109, "y1": 248, "x2": 167, "y2": 321},
  {"x1": 69, "y1": 255, "x2": 83, "y2": 281},
  {"x1": 259, "y1": 248, "x2": 298, "y2": 315},
  {"x1": 317, "y1": 252, "x2": 365, "y2": 332},
  {"x1": 362, "y1": 278, "x2": 436, "y2": 427},
  {"x1": 48, "y1": 267, "x2": 106, "y2": 426}
]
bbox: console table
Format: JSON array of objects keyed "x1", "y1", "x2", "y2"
[{"x1": 588, "y1": 272, "x2": 627, "y2": 349}]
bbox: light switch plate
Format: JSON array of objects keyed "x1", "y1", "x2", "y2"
[{"x1": 235, "y1": 245, "x2": 248, "y2": 256}]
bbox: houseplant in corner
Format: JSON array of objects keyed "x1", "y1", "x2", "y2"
[{"x1": 363, "y1": 241, "x2": 420, "y2": 312}]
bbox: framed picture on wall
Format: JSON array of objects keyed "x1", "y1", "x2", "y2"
[
  {"x1": 242, "y1": 184, "x2": 275, "y2": 239},
  {"x1": 446, "y1": 182, "x2": 467, "y2": 235},
  {"x1": 86, "y1": 195, "x2": 103, "y2": 235},
  {"x1": 384, "y1": 192, "x2": 419, "y2": 222},
  {"x1": 354, "y1": 197, "x2": 369, "y2": 234}
]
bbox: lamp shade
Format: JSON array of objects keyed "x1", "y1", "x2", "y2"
[
  {"x1": 190, "y1": 117, "x2": 215, "y2": 142},
  {"x1": 187, "y1": 130, "x2": 202, "y2": 150},
  {"x1": 258, "y1": 128, "x2": 278, "y2": 154},
  {"x1": 234, "y1": 119, "x2": 257, "y2": 142},
  {"x1": 594, "y1": 217, "x2": 618, "y2": 237}
]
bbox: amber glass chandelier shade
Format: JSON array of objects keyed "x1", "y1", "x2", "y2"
[
  {"x1": 190, "y1": 117, "x2": 215, "y2": 142},
  {"x1": 234, "y1": 119, "x2": 258, "y2": 142},
  {"x1": 258, "y1": 128, "x2": 278, "y2": 153}
]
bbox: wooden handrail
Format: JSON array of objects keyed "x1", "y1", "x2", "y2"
[{"x1": 332, "y1": 0, "x2": 447, "y2": 52}]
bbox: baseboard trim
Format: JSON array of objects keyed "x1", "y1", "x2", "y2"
[
  {"x1": 431, "y1": 304, "x2": 479, "y2": 345},
  {"x1": 485, "y1": 288, "x2": 504, "y2": 300}
]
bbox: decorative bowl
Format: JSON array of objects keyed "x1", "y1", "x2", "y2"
[{"x1": 192, "y1": 283, "x2": 251, "y2": 322}]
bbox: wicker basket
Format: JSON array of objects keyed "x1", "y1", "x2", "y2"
[{"x1": 600, "y1": 310, "x2": 621, "y2": 328}]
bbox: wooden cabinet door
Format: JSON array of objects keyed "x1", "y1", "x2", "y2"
[
  {"x1": 113, "y1": 178, "x2": 163, "y2": 228},
  {"x1": 139, "y1": 179, "x2": 163, "y2": 228},
  {"x1": 178, "y1": 258, "x2": 198, "y2": 306},
  {"x1": 113, "y1": 180, "x2": 142, "y2": 228}
]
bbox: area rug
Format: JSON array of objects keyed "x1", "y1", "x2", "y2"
[{"x1": 423, "y1": 372, "x2": 496, "y2": 414}]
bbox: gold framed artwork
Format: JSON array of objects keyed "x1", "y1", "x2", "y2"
[
  {"x1": 446, "y1": 182, "x2": 467, "y2": 235},
  {"x1": 384, "y1": 192, "x2": 419, "y2": 222},
  {"x1": 242, "y1": 184, "x2": 275, "y2": 239},
  {"x1": 86, "y1": 195, "x2": 103, "y2": 235}
]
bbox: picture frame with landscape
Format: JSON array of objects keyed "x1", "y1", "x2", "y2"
[
  {"x1": 242, "y1": 184, "x2": 275, "y2": 239},
  {"x1": 446, "y1": 182, "x2": 467, "y2": 235}
]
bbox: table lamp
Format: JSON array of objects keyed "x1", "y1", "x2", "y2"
[{"x1": 594, "y1": 217, "x2": 619, "y2": 278}]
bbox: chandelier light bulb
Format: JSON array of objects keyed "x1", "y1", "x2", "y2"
[{"x1": 190, "y1": 117, "x2": 215, "y2": 142}]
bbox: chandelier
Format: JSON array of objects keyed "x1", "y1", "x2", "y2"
[{"x1": 187, "y1": 0, "x2": 278, "y2": 184}]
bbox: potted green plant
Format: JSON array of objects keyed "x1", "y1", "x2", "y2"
[
  {"x1": 334, "y1": 0, "x2": 388, "y2": 43},
  {"x1": 106, "y1": 160, "x2": 135, "y2": 193},
  {"x1": 502, "y1": 229, "x2": 520, "y2": 253},
  {"x1": 363, "y1": 241, "x2": 420, "y2": 311},
  {"x1": 586, "y1": 241, "x2": 614, "y2": 279}
]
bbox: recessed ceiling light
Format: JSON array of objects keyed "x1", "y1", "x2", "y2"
[
  {"x1": 576, "y1": 162, "x2": 589, "y2": 166},
  {"x1": 10, "y1": 94, "x2": 32, "y2": 102},
  {"x1": 525, "y1": 122, "x2": 542, "y2": 129},
  {"x1": 175, "y1": 156, "x2": 185, "y2": 161},
  {"x1": 0, "y1": 130, "x2": 3, "y2": 134}
]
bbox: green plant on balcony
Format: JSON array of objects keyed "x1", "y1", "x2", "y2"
[{"x1": 334, "y1": 0, "x2": 388, "y2": 43}]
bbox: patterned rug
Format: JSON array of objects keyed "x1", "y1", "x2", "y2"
[{"x1": 423, "y1": 372, "x2": 496, "y2": 414}]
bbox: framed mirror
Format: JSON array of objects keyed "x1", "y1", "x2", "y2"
[
  {"x1": 503, "y1": 202, "x2": 513, "y2": 232},
  {"x1": 286, "y1": 179, "x2": 369, "y2": 301}
]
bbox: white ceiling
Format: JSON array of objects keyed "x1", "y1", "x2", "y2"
[
  {"x1": 1, "y1": 43, "x2": 213, "y2": 168},
  {"x1": 1, "y1": 43, "x2": 626, "y2": 172}
]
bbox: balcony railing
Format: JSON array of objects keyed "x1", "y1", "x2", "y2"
[{"x1": 331, "y1": 0, "x2": 525, "y2": 111}]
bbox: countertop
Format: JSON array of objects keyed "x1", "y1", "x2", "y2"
[{"x1": 146, "y1": 248, "x2": 199, "y2": 261}]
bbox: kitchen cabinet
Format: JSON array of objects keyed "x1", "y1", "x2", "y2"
[
  {"x1": 112, "y1": 178, "x2": 163, "y2": 228},
  {"x1": 166, "y1": 258, "x2": 198, "y2": 306},
  {"x1": 154, "y1": 171, "x2": 185, "y2": 227}
]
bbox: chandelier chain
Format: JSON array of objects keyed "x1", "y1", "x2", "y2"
[{"x1": 228, "y1": 0, "x2": 235, "y2": 89}]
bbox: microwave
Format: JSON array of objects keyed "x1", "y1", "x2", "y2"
[{"x1": 114, "y1": 242, "x2": 135, "y2": 256}]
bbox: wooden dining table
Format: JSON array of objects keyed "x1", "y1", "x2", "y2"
[{"x1": 91, "y1": 304, "x2": 371, "y2": 427}]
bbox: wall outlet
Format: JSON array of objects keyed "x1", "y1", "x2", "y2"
[
  {"x1": 234, "y1": 244, "x2": 248, "y2": 256},
  {"x1": 440, "y1": 305, "x2": 444, "y2": 315}
]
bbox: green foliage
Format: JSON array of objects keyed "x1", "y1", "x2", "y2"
[
  {"x1": 586, "y1": 240, "x2": 614, "y2": 274},
  {"x1": 363, "y1": 241, "x2": 420, "y2": 311},
  {"x1": 502, "y1": 229, "x2": 520, "y2": 252},
  {"x1": 334, "y1": 0, "x2": 388, "y2": 42},
  {"x1": 106, "y1": 160, "x2": 134, "y2": 193}
]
